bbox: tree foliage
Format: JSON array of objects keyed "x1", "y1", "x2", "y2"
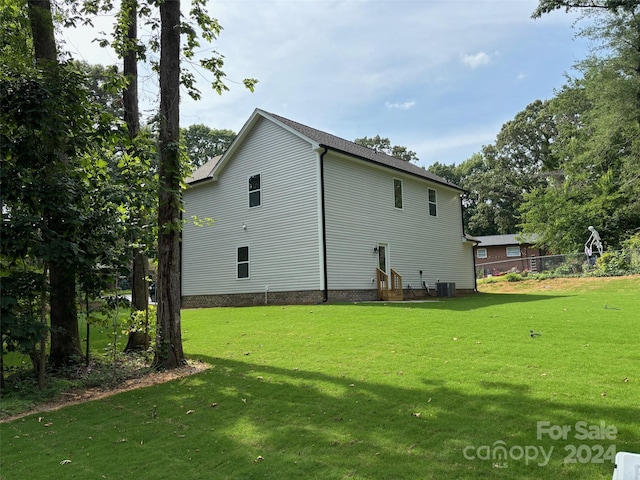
[
  {"x1": 354, "y1": 135, "x2": 419, "y2": 162},
  {"x1": 181, "y1": 124, "x2": 235, "y2": 169},
  {"x1": 430, "y1": 4, "x2": 640, "y2": 251}
]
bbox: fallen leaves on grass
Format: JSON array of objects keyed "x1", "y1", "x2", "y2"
[{"x1": 1, "y1": 360, "x2": 209, "y2": 423}]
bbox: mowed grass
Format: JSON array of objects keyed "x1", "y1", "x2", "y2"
[{"x1": 1, "y1": 276, "x2": 639, "y2": 479}]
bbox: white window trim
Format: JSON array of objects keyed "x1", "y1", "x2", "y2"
[
  {"x1": 236, "y1": 246, "x2": 250, "y2": 279},
  {"x1": 428, "y1": 188, "x2": 437, "y2": 217},
  {"x1": 248, "y1": 173, "x2": 261, "y2": 208},
  {"x1": 506, "y1": 246, "x2": 521, "y2": 257},
  {"x1": 393, "y1": 178, "x2": 403, "y2": 210},
  {"x1": 476, "y1": 248, "x2": 487, "y2": 259}
]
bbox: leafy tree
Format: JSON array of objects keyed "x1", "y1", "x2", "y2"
[
  {"x1": 0, "y1": 59, "x2": 127, "y2": 368},
  {"x1": 182, "y1": 124, "x2": 235, "y2": 169},
  {"x1": 429, "y1": 100, "x2": 558, "y2": 237},
  {"x1": 521, "y1": 1, "x2": 640, "y2": 251},
  {"x1": 354, "y1": 135, "x2": 419, "y2": 162},
  {"x1": 533, "y1": 0, "x2": 640, "y2": 19},
  {"x1": 6, "y1": 0, "x2": 257, "y2": 373},
  {"x1": 520, "y1": 60, "x2": 640, "y2": 251},
  {"x1": 78, "y1": 61, "x2": 123, "y2": 117}
]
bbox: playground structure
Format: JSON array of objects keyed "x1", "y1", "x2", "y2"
[{"x1": 584, "y1": 226, "x2": 603, "y2": 264}]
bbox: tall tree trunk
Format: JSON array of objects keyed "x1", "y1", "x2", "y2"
[
  {"x1": 27, "y1": 0, "x2": 57, "y2": 64},
  {"x1": 122, "y1": 0, "x2": 140, "y2": 142},
  {"x1": 121, "y1": 0, "x2": 151, "y2": 353},
  {"x1": 38, "y1": 263, "x2": 48, "y2": 389},
  {"x1": 48, "y1": 261, "x2": 81, "y2": 367},
  {"x1": 122, "y1": 0, "x2": 148, "y2": 315},
  {"x1": 155, "y1": 0, "x2": 184, "y2": 369},
  {"x1": 28, "y1": 0, "x2": 82, "y2": 368}
]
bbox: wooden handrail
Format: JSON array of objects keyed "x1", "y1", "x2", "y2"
[
  {"x1": 376, "y1": 268, "x2": 388, "y2": 300},
  {"x1": 376, "y1": 268, "x2": 403, "y2": 301}
]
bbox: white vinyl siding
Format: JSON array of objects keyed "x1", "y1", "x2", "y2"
[
  {"x1": 184, "y1": 112, "x2": 476, "y2": 299},
  {"x1": 323, "y1": 153, "x2": 474, "y2": 290},
  {"x1": 182, "y1": 117, "x2": 321, "y2": 296}
]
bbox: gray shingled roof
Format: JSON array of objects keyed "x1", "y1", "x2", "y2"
[
  {"x1": 186, "y1": 155, "x2": 222, "y2": 184},
  {"x1": 264, "y1": 111, "x2": 463, "y2": 191},
  {"x1": 185, "y1": 110, "x2": 463, "y2": 191},
  {"x1": 474, "y1": 233, "x2": 539, "y2": 246}
]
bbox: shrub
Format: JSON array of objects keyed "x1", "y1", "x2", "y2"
[
  {"x1": 622, "y1": 233, "x2": 640, "y2": 272},
  {"x1": 594, "y1": 251, "x2": 629, "y2": 276},
  {"x1": 504, "y1": 272, "x2": 523, "y2": 282}
]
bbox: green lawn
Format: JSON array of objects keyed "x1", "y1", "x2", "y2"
[{"x1": 1, "y1": 276, "x2": 639, "y2": 479}]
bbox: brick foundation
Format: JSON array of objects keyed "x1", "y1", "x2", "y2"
[{"x1": 181, "y1": 287, "x2": 475, "y2": 308}]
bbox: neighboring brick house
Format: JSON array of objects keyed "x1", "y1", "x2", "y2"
[{"x1": 474, "y1": 234, "x2": 541, "y2": 276}]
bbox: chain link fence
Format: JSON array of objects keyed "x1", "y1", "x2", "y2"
[{"x1": 476, "y1": 249, "x2": 640, "y2": 279}]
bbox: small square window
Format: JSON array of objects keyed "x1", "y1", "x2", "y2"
[
  {"x1": 476, "y1": 248, "x2": 487, "y2": 259},
  {"x1": 428, "y1": 188, "x2": 437, "y2": 216},
  {"x1": 249, "y1": 174, "x2": 261, "y2": 208},
  {"x1": 237, "y1": 246, "x2": 249, "y2": 279},
  {"x1": 394, "y1": 178, "x2": 403, "y2": 209}
]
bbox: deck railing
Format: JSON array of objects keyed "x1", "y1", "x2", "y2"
[{"x1": 376, "y1": 268, "x2": 403, "y2": 301}]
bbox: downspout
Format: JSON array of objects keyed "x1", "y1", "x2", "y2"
[
  {"x1": 460, "y1": 195, "x2": 478, "y2": 292},
  {"x1": 320, "y1": 147, "x2": 329, "y2": 302}
]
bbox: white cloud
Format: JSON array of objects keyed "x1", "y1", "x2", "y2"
[
  {"x1": 461, "y1": 52, "x2": 491, "y2": 69},
  {"x1": 517, "y1": 73, "x2": 527, "y2": 80},
  {"x1": 386, "y1": 101, "x2": 416, "y2": 110},
  {"x1": 59, "y1": 0, "x2": 590, "y2": 164}
]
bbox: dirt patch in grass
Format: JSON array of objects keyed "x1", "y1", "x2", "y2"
[
  {"x1": 478, "y1": 274, "x2": 639, "y2": 293},
  {"x1": 0, "y1": 360, "x2": 208, "y2": 423}
]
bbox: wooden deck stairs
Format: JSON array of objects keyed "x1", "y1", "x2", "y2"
[{"x1": 376, "y1": 268, "x2": 403, "y2": 301}]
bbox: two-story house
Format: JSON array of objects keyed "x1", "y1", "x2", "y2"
[{"x1": 182, "y1": 109, "x2": 476, "y2": 307}]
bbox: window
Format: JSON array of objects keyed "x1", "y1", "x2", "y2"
[
  {"x1": 393, "y1": 178, "x2": 403, "y2": 209},
  {"x1": 237, "y1": 246, "x2": 249, "y2": 279},
  {"x1": 506, "y1": 246, "x2": 521, "y2": 257},
  {"x1": 428, "y1": 188, "x2": 437, "y2": 216},
  {"x1": 476, "y1": 248, "x2": 487, "y2": 259},
  {"x1": 249, "y1": 174, "x2": 261, "y2": 208}
]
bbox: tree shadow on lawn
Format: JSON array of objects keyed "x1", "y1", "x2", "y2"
[
  {"x1": 46, "y1": 355, "x2": 629, "y2": 480},
  {"x1": 356, "y1": 292, "x2": 572, "y2": 311},
  {"x1": 3, "y1": 353, "x2": 635, "y2": 480}
]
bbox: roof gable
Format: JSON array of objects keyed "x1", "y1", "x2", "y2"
[{"x1": 186, "y1": 109, "x2": 463, "y2": 191}]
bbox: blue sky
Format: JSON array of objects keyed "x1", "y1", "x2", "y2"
[{"x1": 62, "y1": 0, "x2": 590, "y2": 168}]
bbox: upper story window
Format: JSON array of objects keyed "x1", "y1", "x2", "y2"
[
  {"x1": 506, "y1": 246, "x2": 521, "y2": 257},
  {"x1": 249, "y1": 174, "x2": 261, "y2": 208},
  {"x1": 393, "y1": 178, "x2": 403, "y2": 209},
  {"x1": 428, "y1": 188, "x2": 437, "y2": 216},
  {"x1": 476, "y1": 248, "x2": 487, "y2": 259}
]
